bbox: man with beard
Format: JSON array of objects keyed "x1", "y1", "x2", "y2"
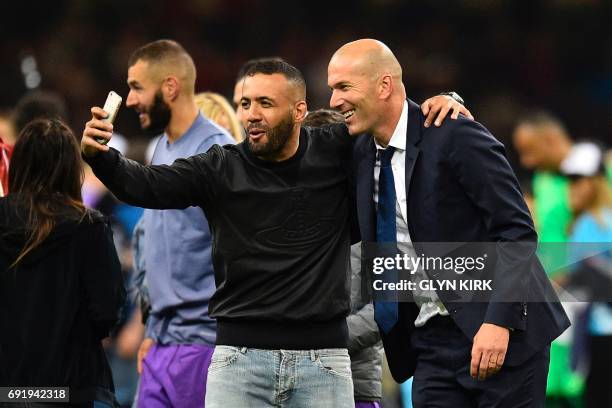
[
  {"x1": 84, "y1": 59, "x2": 355, "y2": 407},
  {"x1": 82, "y1": 59, "x2": 464, "y2": 407},
  {"x1": 116, "y1": 39, "x2": 234, "y2": 407}
]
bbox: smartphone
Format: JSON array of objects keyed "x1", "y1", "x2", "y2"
[{"x1": 96, "y1": 91, "x2": 122, "y2": 145}]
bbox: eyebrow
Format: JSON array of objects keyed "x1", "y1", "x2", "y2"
[
  {"x1": 241, "y1": 96, "x2": 275, "y2": 103},
  {"x1": 329, "y1": 81, "x2": 348, "y2": 89},
  {"x1": 127, "y1": 79, "x2": 141, "y2": 87}
]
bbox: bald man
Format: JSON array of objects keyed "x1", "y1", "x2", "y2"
[
  {"x1": 331, "y1": 39, "x2": 570, "y2": 407},
  {"x1": 86, "y1": 40, "x2": 235, "y2": 407}
]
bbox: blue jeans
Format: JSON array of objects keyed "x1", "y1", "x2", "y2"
[{"x1": 205, "y1": 346, "x2": 354, "y2": 407}]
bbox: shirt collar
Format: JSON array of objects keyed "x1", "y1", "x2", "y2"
[{"x1": 375, "y1": 100, "x2": 408, "y2": 152}]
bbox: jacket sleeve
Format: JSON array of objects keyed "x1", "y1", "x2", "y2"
[
  {"x1": 447, "y1": 119, "x2": 537, "y2": 331},
  {"x1": 347, "y1": 244, "x2": 380, "y2": 353},
  {"x1": 81, "y1": 219, "x2": 126, "y2": 339},
  {"x1": 347, "y1": 303, "x2": 381, "y2": 354},
  {"x1": 84, "y1": 146, "x2": 224, "y2": 210}
]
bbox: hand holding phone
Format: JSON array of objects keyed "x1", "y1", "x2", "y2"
[{"x1": 96, "y1": 91, "x2": 122, "y2": 145}]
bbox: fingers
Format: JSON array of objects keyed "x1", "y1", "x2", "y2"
[
  {"x1": 91, "y1": 106, "x2": 109, "y2": 120},
  {"x1": 137, "y1": 357, "x2": 142, "y2": 375},
  {"x1": 81, "y1": 109, "x2": 114, "y2": 157},
  {"x1": 485, "y1": 352, "x2": 499, "y2": 378},
  {"x1": 421, "y1": 100, "x2": 431, "y2": 116},
  {"x1": 495, "y1": 351, "x2": 505, "y2": 372},
  {"x1": 137, "y1": 339, "x2": 154, "y2": 375},
  {"x1": 470, "y1": 347, "x2": 482, "y2": 379},
  {"x1": 433, "y1": 101, "x2": 454, "y2": 127},
  {"x1": 137, "y1": 343, "x2": 147, "y2": 375},
  {"x1": 452, "y1": 105, "x2": 474, "y2": 121},
  {"x1": 424, "y1": 108, "x2": 437, "y2": 128},
  {"x1": 478, "y1": 350, "x2": 492, "y2": 380},
  {"x1": 471, "y1": 348, "x2": 505, "y2": 381},
  {"x1": 451, "y1": 106, "x2": 460, "y2": 120},
  {"x1": 464, "y1": 107, "x2": 474, "y2": 120}
]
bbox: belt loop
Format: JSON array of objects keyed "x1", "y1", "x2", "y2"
[
  {"x1": 310, "y1": 349, "x2": 316, "y2": 362},
  {"x1": 241, "y1": 347, "x2": 247, "y2": 354}
]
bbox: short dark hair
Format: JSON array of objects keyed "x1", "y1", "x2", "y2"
[
  {"x1": 303, "y1": 109, "x2": 345, "y2": 127},
  {"x1": 128, "y1": 39, "x2": 196, "y2": 92},
  {"x1": 128, "y1": 39, "x2": 190, "y2": 67},
  {"x1": 244, "y1": 60, "x2": 306, "y2": 99},
  {"x1": 14, "y1": 91, "x2": 68, "y2": 134},
  {"x1": 236, "y1": 57, "x2": 285, "y2": 83},
  {"x1": 516, "y1": 110, "x2": 567, "y2": 133}
]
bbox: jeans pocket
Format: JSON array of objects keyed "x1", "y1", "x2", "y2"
[
  {"x1": 315, "y1": 350, "x2": 352, "y2": 379},
  {"x1": 208, "y1": 346, "x2": 240, "y2": 372}
]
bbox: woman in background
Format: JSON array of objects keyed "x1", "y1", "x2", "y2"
[
  {"x1": 194, "y1": 91, "x2": 244, "y2": 142},
  {"x1": 561, "y1": 142, "x2": 612, "y2": 408},
  {"x1": 0, "y1": 118, "x2": 125, "y2": 407}
]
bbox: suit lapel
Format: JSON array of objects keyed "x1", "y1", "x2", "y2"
[
  {"x1": 356, "y1": 136, "x2": 376, "y2": 242},
  {"x1": 404, "y1": 99, "x2": 422, "y2": 204}
]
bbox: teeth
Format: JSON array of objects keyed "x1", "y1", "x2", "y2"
[{"x1": 343, "y1": 110, "x2": 355, "y2": 119}]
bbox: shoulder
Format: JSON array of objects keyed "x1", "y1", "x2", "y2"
[
  {"x1": 304, "y1": 123, "x2": 350, "y2": 145},
  {"x1": 184, "y1": 142, "x2": 242, "y2": 173},
  {"x1": 194, "y1": 118, "x2": 237, "y2": 153},
  {"x1": 423, "y1": 116, "x2": 496, "y2": 145},
  {"x1": 73, "y1": 208, "x2": 111, "y2": 232}
]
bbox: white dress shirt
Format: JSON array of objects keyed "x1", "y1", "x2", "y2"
[{"x1": 373, "y1": 100, "x2": 449, "y2": 327}]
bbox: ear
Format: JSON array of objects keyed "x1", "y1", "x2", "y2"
[
  {"x1": 162, "y1": 76, "x2": 180, "y2": 102},
  {"x1": 379, "y1": 74, "x2": 393, "y2": 100},
  {"x1": 294, "y1": 100, "x2": 308, "y2": 124}
]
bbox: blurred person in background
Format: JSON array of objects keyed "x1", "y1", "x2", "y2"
[
  {"x1": 560, "y1": 143, "x2": 612, "y2": 408},
  {"x1": 1, "y1": 91, "x2": 70, "y2": 198},
  {"x1": 13, "y1": 90, "x2": 69, "y2": 134},
  {"x1": 512, "y1": 112, "x2": 584, "y2": 407},
  {"x1": 101, "y1": 39, "x2": 234, "y2": 408},
  {"x1": 303, "y1": 108, "x2": 385, "y2": 408},
  {"x1": 0, "y1": 110, "x2": 16, "y2": 146},
  {"x1": 512, "y1": 111, "x2": 573, "y2": 243},
  {"x1": 145, "y1": 90, "x2": 241, "y2": 166},
  {"x1": 0, "y1": 118, "x2": 125, "y2": 407},
  {"x1": 195, "y1": 91, "x2": 244, "y2": 141}
]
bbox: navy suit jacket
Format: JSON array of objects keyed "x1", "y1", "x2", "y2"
[{"x1": 352, "y1": 99, "x2": 570, "y2": 383}]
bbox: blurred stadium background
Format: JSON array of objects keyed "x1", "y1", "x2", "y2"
[{"x1": 1, "y1": 1, "x2": 610, "y2": 407}]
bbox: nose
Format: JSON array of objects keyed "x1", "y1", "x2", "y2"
[
  {"x1": 329, "y1": 90, "x2": 342, "y2": 110},
  {"x1": 246, "y1": 103, "x2": 262, "y2": 123},
  {"x1": 126, "y1": 90, "x2": 137, "y2": 108}
]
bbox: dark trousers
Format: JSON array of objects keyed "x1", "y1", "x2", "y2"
[
  {"x1": 585, "y1": 335, "x2": 612, "y2": 408},
  {"x1": 410, "y1": 315, "x2": 550, "y2": 408}
]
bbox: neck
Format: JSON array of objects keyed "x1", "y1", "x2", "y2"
[
  {"x1": 372, "y1": 97, "x2": 404, "y2": 147},
  {"x1": 165, "y1": 97, "x2": 199, "y2": 143}
]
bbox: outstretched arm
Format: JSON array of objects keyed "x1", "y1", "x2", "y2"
[{"x1": 82, "y1": 107, "x2": 221, "y2": 210}]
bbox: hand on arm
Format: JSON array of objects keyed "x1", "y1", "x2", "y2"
[
  {"x1": 421, "y1": 94, "x2": 473, "y2": 127},
  {"x1": 82, "y1": 107, "x2": 113, "y2": 157}
]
